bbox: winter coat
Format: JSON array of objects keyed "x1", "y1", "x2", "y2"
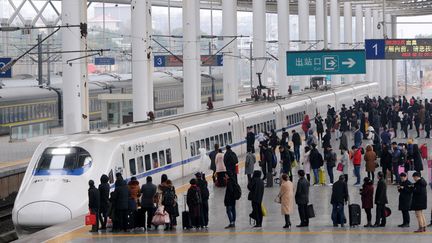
[
  {"x1": 324, "y1": 150, "x2": 337, "y2": 168},
  {"x1": 246, "y1": 131, "x2": 256, "y2": 148},
  {"x1": 309, "y1": 148, "x2": 323, "y2": 169},
  {"x1": 331, "y1": 180, "x2": 349, "y2": 204},
  {"x1": 354, "y1": 129, "x2": 363, "y2": 148},
  {"x1": 352, "y1": 148, "x2": 362, "y2": 166},
  {"x1": 361, "y1": 182, "x2": 374, "y2": 209},
  {"x1": 128, "y1": 180, "x2": 140, "y2": 201},
  {"x1": 295, "y1": 177, "x2": 309, "y2": 205},
  {"x1": 302, "y1": 115, "x2": 311, "y2": 133},
  {"x1": 280, "y1": 149, "x2": 292, "y2": 174},
  {"x1": 380, "y1": 131, "x2": 391, "y2": 145},
  {"x1": 245, "y1": 152, "x2": 256, "y2": 175},
  {"x1": 375, "y1": 178, "x2": 388, "y2": 205},
  {"x1": 364, "y1": 146, "x2": 377, "y2": 172},
  {"x1": 316, "y1": 117, "x2": 324, "y2": 133},
  {"x1": 339, "y1": 132, "x2": 348, "y2": 151},
  {"x1": 412, "y1": 149, "x2": 424, "y2": 172},
  {"x1": 98, "y1": 182, "x2": 110, "y2": 211},
  {"x1": 209, "y1": 150, "x2": 217, "y2": 171},
  {"x1": 224, "y1": 149, "x2": 239, "y2": 174},
  {"x1": 113, "y1": 179, "x2": 129, "y2": 210},
  {"x1": 140, "y1": 182, "x2": 157, "y2": 208},
  {"x1": 292, "y1": 132, "x2": 301, "y2": 147},
  {"x1": 303, "y1": 151, "x2": 311, "y2": 174},
  {"x1": 322, "y1": 132, "x2": 331, "y2": 149},
  {"x1": 411, "y1": 178, "x2": 428, "y2": 211},
  {"x1": 88, "y1": 185, "x2": 100, "y2": 210},
  {"x1": 247, "y1": 173, "x2": 264, "y2": 203},
  {"x1": 398, "y1": 179, "x2": 413, "y2": 211},
  {"x1": 261, "y1": 148, "x2": 274, "y2": 173},
  {"x1": 215, "y1": 152, "x2": 226, "y2": 173},
  {"x1": 279, "y1": 180, "x2": 294, "y2": 215},
  {"x1": 224, "y1": 178, "x2": 237, "y2": 206},
  {"x1": 186, "y1": 185, "x2": 202, "y2": 217}
]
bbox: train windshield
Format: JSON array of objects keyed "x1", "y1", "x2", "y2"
[{"x1": 34, "y1": 147, "x2": 93, "y2": 175}]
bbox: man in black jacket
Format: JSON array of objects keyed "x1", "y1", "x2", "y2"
[
  {"x1": 374, "y1": 172, "x2": 388, "y2": 227},
  {"x1": 224, "y1": 172, "x2": 239, "y2": 228},
  {"x1": 196, "y1": 172, "x2": 210, "y2": 228},
  {"x1": 295, "y1": 170, "x2": 310, "y2": 227},
  {"x1": 279, "y1": 145, "x2": 293, "y2": 181},
  {"x1": 140, "y1": 176, "x2": 157, "y2": 230},
  {"x1": 98, "y1": 174, "x2": 110, "y2": 230},
  {"x1": 291, "y1": 130, "x2": 301, "y2": 162},
  {"x1": 397, "y1": 173, "x2": 412, "y2": 227},
  {"x1": 209, "y1": 144, "x2": 220, "y2": 182},
  {"x1": 260, "y1": 143, "x2": 274, "y2": 187},
  {"x1": 112, "y1": 173, "x2": 129, "y2": 232},
  {"x1": 309, "y1": 144, "x2": 323, "y2": 185},
  {"x1": 248, "y1": 170, "x2": 264, "y2": 227},
  {"x1": 88, "y1": 180, "x2": 100, "y2": 232},
  {"x1": 331, "y1": 175, "x2": 349, "y2": 227},
  {"x1": 246, "y1": 126, "x2": 256, "y2": 153},
  {"x1": 224, "y1": 145, "x2": 239, "y2": 182}
]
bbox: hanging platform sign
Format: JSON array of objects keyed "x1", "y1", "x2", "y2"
[
  {"x1": 365, "y1": 39, "x2": 432, "y2": 60},
  {"x1": 154, "y1": 55, "x2": 223, "y2": 67}
]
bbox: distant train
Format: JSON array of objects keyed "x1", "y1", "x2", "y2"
[
  {"x1": 12, "y1": 82, "x2": 379, "y2": 233},
  {"x1": 0, "y1": 71, "x2": 223, "y2": 134}
]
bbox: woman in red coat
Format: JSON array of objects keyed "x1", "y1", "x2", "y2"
[
  {"x1": 360, "y1": 177, "x2": 374, "y2": 227},
  {"x1": 302, "y1": 114, "x2": 311, "y2": 140}
]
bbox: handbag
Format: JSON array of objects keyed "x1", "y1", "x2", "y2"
[
  {"x1": 291, "y1": 159, "x2": 298, "y2": 169},
  {"x1": 235, "y1": 164, "x2": 239, "y2": 174},
  {"x1": 274, "y1": 194, "x2": 281, "y2": 204},
  {"x1": 336, "y1": 162, "x2": 344, "y2": 172},
  {"x1": 261, "y1": 203, "x2": 267, "y2": 217},
  {"x1": 152, "y1": 205, "x2": 169, "y2": 226},
  {"x1": 85, "y1": 212, "x2": 96, "y2": 226},
  {"x1": 307, "y1": 204, "x2": 315, "y2": 218}
]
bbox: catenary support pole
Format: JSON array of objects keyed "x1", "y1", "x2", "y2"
[
  {"x1": 372, "y1": 9, "x2": 381, "y2": 89},
  {"x1": 365, "y1": 8, "x2": 372, "y2": 82},
  {"x1": 344, "y1": 2, "x2": 352, "y2": 84},
  {"x1": 277, "y1": 0, "x2": 290, "y2": 95},
  {"x1": 385, "y1": 14, "x2": 393, "y2": 97},
  {"x1": 355, "y1": 5, "x2": 364, "y2": 82},
  {"x1": 298, "y1": 0, "x2": 309, "y2": 90},
  {"x1": 330, "y1": 0, "x2": 341, "y2": 85},
  {"x1": 253, "y1": 0, "x2": 267, "y2": 87}
]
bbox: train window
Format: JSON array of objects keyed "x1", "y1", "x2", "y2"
[
  {"x1": 200, "y1": 139, "x2": 205, "y2": 149},
  {"x1": 267, "y1": 121, "x2": 270, "y2": 131},
  {"x1": 219, "y1": 134, "x2": 224, "y2": 147},
  {"x1": 210, "y1": 136, "x2": 215, "y2": 148},
  {"x1": 35, "y1": 147, "x2": 93, "y2": 175},
  {"x1": 0, "y1": 108, "x2": 3, "y2": 124},
  {"x1": 205, "y1": 138, "x2": 210, "y2": 150},
  {"x1": 224, "y1": 133, "x2": 228, "y2": 145},
  {"x1": 129, "y1": 159, "x2": 137, "y2": 175},
  {"x1": 273, "y1": 120, "x2": 276, "y2": 129},
  {"x1": 253, "y1": 124, "x2": 257, "y2": 133},
  {"x1": 145, "y1": 154, "x2": 151, "y2": 171},
  {"x1": 228, "y1": 132, "x2": 232, "y2": 144},
  {"x1": 215, "y1": 135, "x2": 219, "y2": 146},
  {"x1": 257, "y1": 124, "x2": 260, "y2": 133},
  {"x1": 196, "y1": 141, "x2": 200, "y2": 151},
  {"x1": 159, "y1": 151, "x2": 166, "y2": 166},
  {"x1": 190, "y1": 142, "x2": 195, "y2": 156},
  {"x1": 166, "y1": 149, "x2": 172, "y2": 164},
  {"x1": 109, "y1": 169, "x2": 114, "y2": 184},
  {"x1": 152, "y1": 152, "x2": 159, "y2": 169},
  {"x1": 137, "y1": 156, "x2": 144, "y2": 173}
]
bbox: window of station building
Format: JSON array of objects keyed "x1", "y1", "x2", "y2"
[
  {"x1": 166, "y1": 149, "x2": 172, "y2": 164},
  {"x1": 137, "y1": 156, "x2": 144, "y2": 174},
  {"x1": 129, "y1": 158, "x2": 137, "y2": 175},
  {"x1": 159, "y1": 150, "x2": 166, "y2": 166},
  {"x1": 152, "y1": 152, "x2": 159, "y2": 168},
  {"x1": 145, "y1": 154, "x2": 151, "y2": 171}
]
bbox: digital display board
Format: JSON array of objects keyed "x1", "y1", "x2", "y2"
[
  {"x1": 385, "y1": 39, "x2": 432, "y2": 59},
  {"x1": 154, "y1": 55, "x2": 223, "y2": 67}
]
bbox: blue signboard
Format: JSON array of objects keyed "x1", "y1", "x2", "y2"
[
  {"x1": 154, "y1": 55, "x2": 166, "y2": 67},
  {"x1": 154, "y1": 55, "x2": 223, "y2": 67},
  {"x1": 0, "y1": 58, "x2": 12, "y2": 78},
  {"x1": 286, "y1": 50, "x2": 366, "y2": 76},
  {"x1": 95, "y1": 57, "x2": 115, "y2": 65},
  {"x1": 365, "y1": 39, "x2": 386, "y2": 60}
]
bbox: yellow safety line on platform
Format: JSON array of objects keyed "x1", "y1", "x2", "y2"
[{"x1": 0, "y1": 158, "x2": 30, "y2": 169}]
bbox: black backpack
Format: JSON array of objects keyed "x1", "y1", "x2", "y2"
[
  {"x1": 162, "y1": 189, "x2": 176, "y2": 206},
  {"x1": 232, "y1": 182, "x2": 242, "y2": 200},
  {"x1": 398, "y1": 150, "x2": 407, "y2": 166},
  {"x1": 198, "y1": 180, "x2": 209, "y2": 201}
]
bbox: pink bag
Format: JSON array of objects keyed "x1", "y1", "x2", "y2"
[
  {"x1": 398, "y1": 165, "x2": 405, "y2": 175},
  {"x1": 151, "y1": 206, "x2": 170, "y2": 226},
  {"x1": 336, "y1": 163, "x2": 344, "y2": 172}
]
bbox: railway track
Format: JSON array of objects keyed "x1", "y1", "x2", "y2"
[{"x1": 0, "y1": 201, "x2": 18, "y2": 243}]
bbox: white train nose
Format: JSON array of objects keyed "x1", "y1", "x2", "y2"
[{"x1": 17, "y1": 201, "x2": 72, "y2": 227}]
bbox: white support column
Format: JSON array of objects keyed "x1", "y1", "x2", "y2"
[
  {"x1": 298, "y1": 0, "x2": 309, "y2": 90},
  {"x1": 131, "y1": 0, "x2": 153, "y2": 121},
  {"x1": 330, "y1": 0, "x2": 341, "y2": 85},
  {"x1": 277, "y1": 0, "x2": 289, "y2": 95},
  {"x1": 253, "y1": 0, "x2": 267, "y2": 87},
  {"x1": 372, "y1": 10, "x2": 381, "y2": 88},
  {"x1": 222, "y1": 0, "x2": 238, "y2": 105},
  {"x1": 316, "y1": 0, "x2": 325, "y2": 50},
  {"x1": 61, "y1": 0, "x2": 89, "y2": 134},
  {"x1": 183, "y1": 0, "x2": 201, "y2": 113},
  {"x1": 392, "y1": 15, "x2": 398, "y2": 96},
  {"x1": 378, "y1": 12, "x2": 387, "y2": 97},
  {"x1": 365, "y1": 8, "x2": 372, "y2": 82},
  {"x1": 344, "y1": 2, "x2": 352, "y2": 84},
  {"x1": 385, "y1": 14, "x2": 393, "y2": 97},
  {"x1": 355, "y1": 5, "x2": 364, "y2": 82}
]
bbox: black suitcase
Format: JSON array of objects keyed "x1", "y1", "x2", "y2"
[
  {"x1": 182, "y1": 195, "x2": 192, "y2": 229},
  {"x1": 135, "y1": 208, "x2": 145, "y2": 228},
  {"x1": 348, "y1": 204, "x2": 361, "y2": 227}
]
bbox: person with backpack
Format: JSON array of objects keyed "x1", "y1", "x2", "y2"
[
  {"x1": 309, "y1": 143, "x2": 323, "y2": 185},
  {"x1": 224, "y1": 172, "x2": 241, "y2": 228},
  {"x1": 196, "y1": 172, "x2": 210, "y2": 228},
  {"x1": 248, "y1": 170, "x2": 265, "y2": 227},
  {"x1": 224, "y1": 145, "x2": 239, "y2": 182},
  {"x1": 215, "y1": 149, "x2": 227, "y2": 187},
  {"x1": 98, "y1": 174, "x2": 110, "y2": 230},
  {"x1": 278, "y1": 174, "x2": 294, "y2": 228},
  {"x1": 279, "y1": 145, "x2": 293, "y2": 181},
  {"x1": 186, "y1": 179, "x2": 202, "y2": 229},
  {"x1": 245, "y1": 147, "x2": 256, "y2": 183},
  {"x1": 159, "y1": 177, "x2": 177, "y2": 230},
  {"x1": 324, "y1": 146, "x2": 337, "y2": 185}
]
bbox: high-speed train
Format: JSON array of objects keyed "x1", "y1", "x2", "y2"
[
  {"x1": 0, "y1": 71, "x2": 223, "y2": 135},
  {"x1": 12, "y1": 82, "x2": 379, "y2": 233}
]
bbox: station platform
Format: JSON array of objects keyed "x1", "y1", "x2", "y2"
[{"x1": 13, "y1": 130, "x2": 432, "y2": 243}]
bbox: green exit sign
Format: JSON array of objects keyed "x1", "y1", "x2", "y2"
[{"x1": 286, "y1": 49, "x2": 366, "y2": 76}]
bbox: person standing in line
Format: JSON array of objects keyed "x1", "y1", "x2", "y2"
[
  {"x1": 302, "y1": 115, "x2": 311, "y2": 140},
  {"x1": 373, "y1": 172, "x2": 388, "y2": 227},
  {"x1": 209, "y1": 144, "x2": 220, "y2": 182},
  {"x1": 309, "y1": 143, "x2": 323, "y2": 185},
  {"x1": 247, "y1": 170, "x2": 265, "y2": 227},
  {"x1": 158, "y1": 178, "x2": 178, "y2": 230},
  {"x1": 339, "y1": 131, "x2": 348, "y2": 151},
  {"x1": 245, "y1": 147, "x2": 256, "y2": 183},
  {"x1": 391, "y1": 142, "x2": 402, "y2": 184},
  {"x1": 295, "y1": 170, "x2": 310, "y2": 227},
  {"x1": 397, "y1": 173, "x2": 412, "y2": 228},
  {"x1": 281, "y1": 128, "x2": 289, "y2": 148},
  {"x1": 186, "y1": 179, "x2": 202, "y2": 229},
  {"x1": 278, "y1": 174, "x2": 294, "y2": 229},
  {"x1": 360, "y1": 177, "x2": 374, "y2": 227},
  {"x1": 112, "y1": 173, "x2": 129, "y2": 232},
  {"x1": 196, "y1": 172, "x2": 210, "y2": 228},
  {"x1": 364, "y1": 145, "x2": 377, "y2": 182},
  {"x1": 411, "y1": 172, "x2": 428, "y2": 233},
  {"x1": 380, "y1": 144, "x2": 393, "y2": 183},
  {"x1": 292, "y1": 130, "x2": 302, "y2": 162},
  {"x1": 331, "y1": 175, "x2": 349, "y2": 227},
  {"x1": 315, "y1": 113, "x2": 324, "y2": 141},
  {"x1": 215, "y1": 148, "x2": 227, "y2": 187},
  {"x1": 279, "y1": 145, "x2": 293, "y2": 181},
  {"x1": 224, "y1": 145, "x2": 239, "y2": 182},
  {"x1": 246, "y1": 126, "x2": 256, "y2": 153},
  {"x1": 354, "y1": 125, "x2": 363, "y2": 148},
  {"x1": 88, "y1": 180, "x2": 100, "y2": 232},
  {"x1": 98, "y1": 174, "x2": 110, "y2": 230},
  {"x1": 340, "y1": 149, "x2": 349, "y2": 183},
  {"x1": 224, "y1": 172, "x2": 239, "y2": 228},
  {"x1": 140, "y1": 176, "x2": 157, "y2": 231},
  {"x1": 351, "y1": 146, "x2": 362, "y2": 186},
  {"x1": 324, "y1": 146, "x2": 336, "y2": 185},
  {"x1": 127, "y1": 176, "x2": 140, "y2": 229}
]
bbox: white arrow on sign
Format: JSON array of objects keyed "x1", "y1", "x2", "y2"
[
  {"x1": 0, "y1": 62, "x2": 5, "y2": 74},
  {"x1": 328, "y1": 60, "x2": 337, "y2": 67},
  {"x1": 342, "y1": 58, "x2": 356, "y2": 68}
]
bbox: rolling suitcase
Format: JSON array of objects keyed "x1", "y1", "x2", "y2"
[
  {"x1": 348, "y1": 203, "x2": 361, "y2": 227},
  {"x1": 319, "y1": 167, "x2": 326, "y2": 185},
  {"x1": 182, "y1": 195, "x2": 192, "y2": 229}
]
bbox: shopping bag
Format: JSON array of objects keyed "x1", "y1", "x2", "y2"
[
  {"x1": 307, "y1": 204, "x2": 315, "y2": 218},
  {"x1": 261, "y1": 203, "x2": 267, "y2": 217},
  {"x1": 235, "y1": 164, "x2": 239, "y2": 174},
  {"x1": 85, "y1": 212, "x2": 96, "y2": 226},
  {"x1": 291, "y1": 159, "x2": 298, "y2": 169},
  {"x1": 336, "y1": 163, "x2": 344, "y2": 172},
  {"x1": 398, "y1": 165, "x2": 405, "y2": 175},
  {"x1": 319, "y1": 167, "x2": 326, "y2": 184}
]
